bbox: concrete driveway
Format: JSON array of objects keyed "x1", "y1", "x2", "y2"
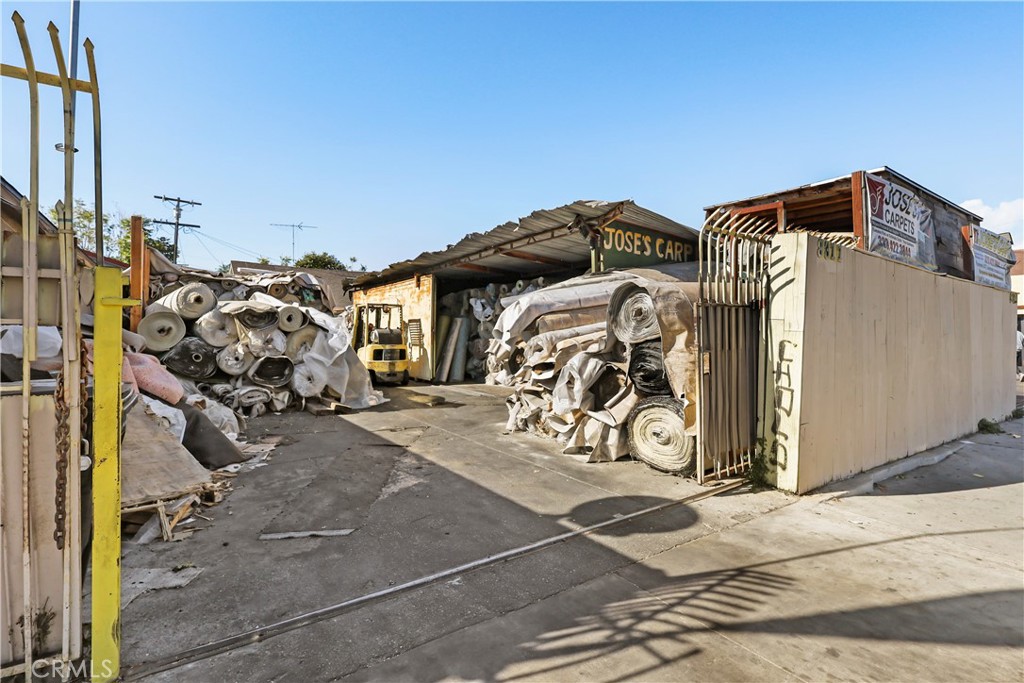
[{"x1": 119, "y1": 386, "x2": 1023, "y2": 682}]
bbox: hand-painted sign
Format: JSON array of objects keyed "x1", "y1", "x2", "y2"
[
  {"x1": 865, "y1": 173, "x2": 937, "y2": 270},
  {"x1": 964, "y1": 224, "x2": 1014, "y2": 289},
  {"x1": 600, "y1": 221, "x2": 695, "y2": 269}
]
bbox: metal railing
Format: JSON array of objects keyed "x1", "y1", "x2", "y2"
[{"x1": 695, "y1": 209, "x2": 775, "y2": 483}]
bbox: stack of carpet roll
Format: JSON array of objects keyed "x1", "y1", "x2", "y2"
[
  {"x1": 137, "y1": 281, "x2": 384, "y2": 419},
  {"x1": 145, "y1": 249, "x2": 332, "y2": 314},
  {"x1": 496, "y1": 263, "x2": 702, "y2": 471},
  {"x1": 607, "y1": 275, "x2": 701, "y2": 474},
  {"x1": 434, "y1": 277, "x2": 549, "y2": 383}
]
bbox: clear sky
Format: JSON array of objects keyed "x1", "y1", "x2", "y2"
[{"x1": 3, "y1": 1, "x2": 1022, "y2": 271}]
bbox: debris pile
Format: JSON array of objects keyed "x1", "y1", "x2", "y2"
[{"x1": 492, "y1": 263, "x2": 701, "y2": 472}]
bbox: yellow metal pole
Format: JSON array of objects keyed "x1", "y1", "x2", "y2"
[{"x1": 90, "y1": 267, "x2": 139, "y2": 682}]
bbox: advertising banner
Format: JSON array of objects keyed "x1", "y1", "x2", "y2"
[
  {"x1": 966, "y1": 224, "x2": 1014, "y2": 289},
  {"x1": 865, "y1": 173, "x2": 938, "y2": 270}
]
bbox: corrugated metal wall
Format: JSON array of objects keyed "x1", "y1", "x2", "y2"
[
  {"x1": 764, "y1": 233, "x2": 1017, "y2": 493},
  {"x1": 352, "y1": 276, "x2": 435, "y2": 381}
]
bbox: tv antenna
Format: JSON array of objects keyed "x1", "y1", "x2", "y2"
[{"x1": 270, "y1": 222, "x2": 318, "y2": 263}]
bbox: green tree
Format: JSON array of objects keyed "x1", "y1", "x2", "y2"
[
  {"x1": 294, "y1": 251, "x2": 367, "y2": 271},
  {"x1": 256, "y1": 256, "x2": 271, "y2": 265},
  {"x1": 113, "y1": 215, "x2": 175, "y2": 263},
  {"x1": 50, "y1": 199, "x2": 116, "y2": 257},
  {"x1": 49, "y1": 201, "x2": 176, "y2": 262}
]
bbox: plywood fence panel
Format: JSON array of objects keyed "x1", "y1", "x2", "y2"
[
  {"x1": 765, "y1": 233, "x2": 1016, "y2": 493},
  {"x1": 795, "y1": 238, "x2": 828, "y2": 492},
  {"x1": 763, "y1": 234, "x2": 808, "y2": 492}
]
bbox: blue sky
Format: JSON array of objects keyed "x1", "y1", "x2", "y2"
[{"x1": 3, "y1": 1, "x2": 1022, "y2": 270}]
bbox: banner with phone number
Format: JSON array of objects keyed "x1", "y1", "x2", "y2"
[
  {"x1": 967, "y1": 224, "x2": 1014, "y2": 289},
  {"x1": 865, "y1": 173, "x2": 938, "y2": 271}
]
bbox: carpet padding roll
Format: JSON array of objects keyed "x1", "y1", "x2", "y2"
[
  {"x1": 194, "y1": 308, "x2": 238, "y2": 347},
  {"x1": 627, "y1": 396, "x2": 695, "y2": 474},
  {"x1": 609, "y1": 287, "x2": 660, "y2": 344},
  {"x1": 138, "y1": 310, "x2": 186, "y2": 352},
  {"x1": 151, "y1": 282, "x2": 217, "y2": 320},
  {"x1": 216, "y1": 342, "x2": 254, "y2": 376},
  {"x1": 162, "y1": 337, "x2": 218, "y2": 379},
  {"x1": 628, "y1": 339, "x2": 672, "y2": 396},
  {"x1": 247, "y1": 355, "x2": 295, "y2": 388}
]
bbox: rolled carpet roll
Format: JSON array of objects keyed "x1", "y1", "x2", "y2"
[
  {"x1": 245, "y1": 327, "x2": 287, "y2": 358},
  {"x1": 219, "y1": 300, "x2": 279, "y2": 330},
  {"x1": 216, "y1": 342, "x2": 255, "y2": 376},
  {"x1": 626, "y1": 396, "x2": 696, "y2": 474},
  {"x1": 210, "y1": 383, "x2": 234, "y2": 400},
  {"x1": 628, "y1": 339, "x2": 672, "y2": 396},
  {"x1": 285, "y1": 326, "x2": 319, "y2": 361},
  {"x1": 449, "y1": 316, "x2": 471, "y2": 382},
  {"x1": 151, "y1": 282, "x2": 217, "y2": 320},
  {"x1": 138, "y1": 310, "x2": 186, "y2": 352},
  {"x1": 290, "y1": 362, "x2": 327, "y2": 398},
  {"x1": 608, "y1": 286, "x2": 659, "y2": 344},
  {"x1": 277, "y1": 305, "x2": 307, "y2": 332},
  {"x1": 267, "y1": 282, "x2": 289, "y2": 299},
  {"x1": 194, "y1": 308, "x2": 239, "y2": 347},
  {"x1": 247, "y1": 355, "x2": 295, "y2": 388},
  {"x1": 162, "y1": 337, "x2": 218, "y2": 380},
  {"x1": 232, "y1": 385, "x2": 272, "y2": 408}
]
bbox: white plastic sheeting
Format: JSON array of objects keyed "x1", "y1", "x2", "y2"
[{"x1": 0, "y1": 325, "x2": 62, "y2": 358}]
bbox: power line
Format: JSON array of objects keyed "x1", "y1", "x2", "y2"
[
  {"x1": 195, "y1": 231, "x2": 264, "y2": 260},
  {"x1": 189, "y1": 231, "x2": 223, "y2": 267},
  {"x1": 154, "y1": 194, "x2": 202, "y2": 262}
]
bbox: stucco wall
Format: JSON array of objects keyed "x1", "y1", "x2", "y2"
[
  {"x1": 764, "y1": 233, "x2": 1017, "y2": 493},
  {"x1": 352, "y1": 275, "x2": 435, "y2": 381}
]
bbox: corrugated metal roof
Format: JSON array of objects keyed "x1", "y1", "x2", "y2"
[{"x1": 353, "y1": 199, "x2": 698, "y2": 287}]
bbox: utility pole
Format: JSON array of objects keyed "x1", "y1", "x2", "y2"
[
  {"x1": 153, "y1": 195, "x2": 201, "y2": 263},
  {"x1": 270, "y1": 222, "x2": 318, "y2": 263}
]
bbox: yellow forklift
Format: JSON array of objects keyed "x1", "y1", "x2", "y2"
[{"x1": 353, "y1": 303, "x2": 410, "y2": 385}]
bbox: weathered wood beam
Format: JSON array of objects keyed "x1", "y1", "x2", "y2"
[{"x1": 501, "y1": 250, "x2": 570, "y2": 267}]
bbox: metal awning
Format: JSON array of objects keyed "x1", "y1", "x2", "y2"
[{"x1": 352, "y1": 199, "x2": 698, "y2": 287}]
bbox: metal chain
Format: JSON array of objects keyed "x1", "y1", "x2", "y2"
[
  {"x1": 53, "y1": 365, "x2": 71, "y2": 549},
  {"x1": 81, "y1": 337, "x2": 89, "y2": 444}
]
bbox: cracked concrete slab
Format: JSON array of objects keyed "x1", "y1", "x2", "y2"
[{"x1": 121, "y1": 391, "x2": 1021, "y2": 683}]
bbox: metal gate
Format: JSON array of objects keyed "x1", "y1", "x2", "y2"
[{"x1": 696, "y1": 209, "x2": 774, "y2": 483}]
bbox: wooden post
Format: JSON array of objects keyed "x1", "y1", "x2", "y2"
[
  {"x1": 128, "y1": 215, "x2": 145, "y2": 331},
  {"x1": 851, "y1": 171, "x2": 867, "y2": 249}
]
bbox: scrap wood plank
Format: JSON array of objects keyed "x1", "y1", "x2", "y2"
[
  {"x1": 121, "y1": 408, "x2": 212, "y2": 508},
  {"x1": 305, "y1": 398, "x2": 350, "y2": 416}
]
